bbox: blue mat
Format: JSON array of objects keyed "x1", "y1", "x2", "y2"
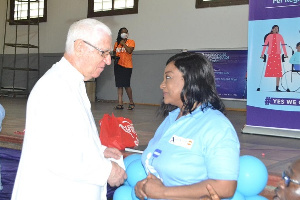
[
  {"x1": 0, "y1": 147, "x2": 117, "y2": 200},
  {"x1": 0, "y1": 147, "x2": 20, "y2": 200}
]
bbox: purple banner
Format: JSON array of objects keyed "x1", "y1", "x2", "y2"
[
  {"x1": 247, "y1": 106, "x2": 300, "y2": 129},
  {"x1": 247, "y1": 0, "x2": 300, "y2": 131},
  {"x1": 191, "y1": 50, "x2": 247, "y2": 99},
  {"x1": 249, "y1": 0, "x2": 300, "y2": 21}
]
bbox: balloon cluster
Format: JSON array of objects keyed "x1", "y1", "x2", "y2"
[
  {"x1": 230, "y1": 155, "x2": 269, "y2": 200},
  {"x1": 113, "y1": 154, "x2": 147, "y2": 200},
  {"x1": 113, "y1": 154, "x2": 269, "y2": 200}
]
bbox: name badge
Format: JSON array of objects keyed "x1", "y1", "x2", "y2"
[{"x1": 169, "y1": 135, "x2": 193, "y2": 149}]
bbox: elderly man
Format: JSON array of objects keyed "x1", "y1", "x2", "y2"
[
  {"x1": 274, "y1": 159, "x2": 300, "y2": 200},
  {"x1": 11, "y1": 19, "x2": 126, "y2": 200}
]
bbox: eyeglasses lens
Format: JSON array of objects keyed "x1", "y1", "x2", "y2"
[
  {"x1": 282, "y1": 171, "x2": 290, "y2": 187},
  {"x1": 102, "y1": 52, "x2": 111, "y2": 58}
]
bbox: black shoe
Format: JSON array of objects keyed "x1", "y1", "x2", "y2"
[
  {"x1": 114, "y1": 105, "x2": 124, "y2": 110},
  {"x1": 127, "y1": 103, "x2": 135, "y2": 110}
]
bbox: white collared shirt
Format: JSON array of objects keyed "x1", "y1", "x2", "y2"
[{"x1": 12, "y1": 57, "x2": 112, "y2": 200}]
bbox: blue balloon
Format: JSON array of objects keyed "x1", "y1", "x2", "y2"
[
  {"x1": 126, "y1": 159, "x2": 147, "y2": 187},
  {"x1": 245, "y1": 195, "x2": 268, "y2": 200},
  {"x1": 124, "y1": 153, "x2": 142, "y2": 169},
  {"x1": 113, "y1": 185, "x2": 132, "y2": 200},
  {"x1": 230, "y1": 191, "x2": 245, "y2": 200},
  {"x1": 237, "y1": 155, "x2": 268, "y2": 197},
  {"x1": 123, "y1": 180, "x2": 130, "y2": 186},
  {"x1": 131, "y1": 186, "x2": 140, "y2": 200}
]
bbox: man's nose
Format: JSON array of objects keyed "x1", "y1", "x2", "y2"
[{"x1": 104, "y1": 54, "x2": 111, "y2": 65}]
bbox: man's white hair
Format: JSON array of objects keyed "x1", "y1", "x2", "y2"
[{"x1": 65, "y1": 18, "x2": 112, "y2": 54}]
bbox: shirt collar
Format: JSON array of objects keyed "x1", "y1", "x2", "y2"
[
  {"x1": 61, "y1": 57, "x2": 85, "y2": 83},
  {"x1": 168, "y1": 104, "x2": 211, "y2": 121}
]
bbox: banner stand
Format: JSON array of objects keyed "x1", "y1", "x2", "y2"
[
  {"x1": 245, "y1": 1, "x2": 300, "y2": 138},
  {"x1": 242, "y1": 125, "x2": 300, "y2": 139}
]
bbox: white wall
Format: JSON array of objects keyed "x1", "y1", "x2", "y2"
[{"x1": 0, "y1": 0, "x2": 249, "y2": 53}]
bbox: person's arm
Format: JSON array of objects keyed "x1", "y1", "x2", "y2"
[
  {"x1": 261, "y1": 36, "x2": 270, "y2": 58},
  {"x1": 137, "y1": 173, "x2": 236, "y2": 200},
  {"x1": 289, "y1": 54, "x2": 296, "y2": 64},
  {"x1": 107, "y1": 161, "x2": 127, "y2": 187},
  {"x1": 279, "y1": 35, "x2": 288, "y2": 58},
  {"x1": 119, "y1": 39, "x2": 134, "y2": 54},
  {"x1": 104, "y1": 147, "x2": 127, "y2": 187},
  {"x1": 112, "y1": 42, "x2": 117, "y2": 57}
]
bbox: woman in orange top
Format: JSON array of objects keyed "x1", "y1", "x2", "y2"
[{"x1": 113, "y1": 27, "x2": 135, "y2": 110}]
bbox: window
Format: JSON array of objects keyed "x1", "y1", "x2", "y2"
[
  {"x1": 88, "y1": 0, "x2": 138, "y2": 18},
  {"x1": 10, "y1": 0, "x2": 47, "y2": 23},
  {"x1": 196, "y1": 0, "x2": 248, "y2": 8}
]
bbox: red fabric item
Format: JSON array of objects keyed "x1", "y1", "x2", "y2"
[{"x1": 99, "y1": 113, "x2": 139, "y2": 150}]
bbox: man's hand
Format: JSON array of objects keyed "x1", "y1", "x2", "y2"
[
  {"x1": 108, "y1": 161, "x2": 127, "y2": 187},
  {"x1": 104, "y1": 147, "x2": 122, "y2": 160}
]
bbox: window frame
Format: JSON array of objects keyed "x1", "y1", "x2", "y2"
[
  {"x1": 196, "y1": 0, "x2": 248, "y2": 8},
  {"x1": 87, "y1": 0, "x2": 139, "y2": 18},
  {"x1": 9, "y1": 0, "x2": 47, "y2": 24}
]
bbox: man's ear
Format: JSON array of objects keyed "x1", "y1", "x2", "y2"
[{"x1": 74, "y1": 40, "x2": 85, "y2": 57}]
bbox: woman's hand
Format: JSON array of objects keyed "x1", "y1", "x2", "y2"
[
  {"x1": 119, "y1": 39, "x2": 134, "y2": 54},
  {"x1": 119, "y1": 39, "x2": 126, "y2": 46},
  {"x1": 135, "y1": 178, "x2": 148, "y2": 200},
  {"x1": 142, "y1": 174, "x2": 166, "y2": 199},
  {"x1": 199, "y1": 184, "x2": 221, "y2": 200},
  {"x1": 135, "y1": 174, "x2": 166, "y2": 200},
  {"x1": 206, "y1": 184, "x2": 220, "y2": 200}
]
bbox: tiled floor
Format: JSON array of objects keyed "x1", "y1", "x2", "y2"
[{"x1": 1, "y1": 97, "x2": 300, "y2": 199}]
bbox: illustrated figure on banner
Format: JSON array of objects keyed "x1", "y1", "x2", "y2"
[
  {"x1": 289, "y1": 42, "x2": 300, "y2": 71},
  {"x1": 260, "y1": 25, "x2": 288, "y2": 92}
]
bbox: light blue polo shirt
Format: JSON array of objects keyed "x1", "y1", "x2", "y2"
[{"x1": 141, "y1": 106, "x2": 240, "y2": 198}]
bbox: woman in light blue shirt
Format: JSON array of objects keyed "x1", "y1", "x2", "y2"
[{"x1": 135, "y1": 52, "x2": 240, "y2": 200}]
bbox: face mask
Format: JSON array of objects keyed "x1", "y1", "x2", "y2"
[{"x1": 120, "y1": 33, "x2": 128, "y2": 39}]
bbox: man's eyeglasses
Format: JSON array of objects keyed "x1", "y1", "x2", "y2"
[
  {"x1": 282, "y1": 171, "x2": 300, "y2": 187},
  {"x1": 82, "y1": 40, "x2": 111, "y2": 58}
]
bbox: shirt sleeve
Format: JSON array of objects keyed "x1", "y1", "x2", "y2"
[
  {"x1": 204, "y1": 118, "x2": 240, "y2": 180},
  {"x1": 128, "y1": 39, "x2": 135, "y2": 48},
  {"x1": 113, "y1": 42, "x2": 117, "y2": 51}
]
